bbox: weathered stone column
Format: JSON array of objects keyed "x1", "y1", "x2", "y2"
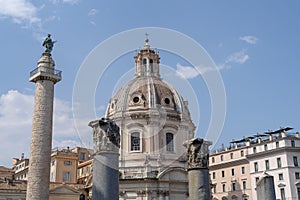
[
  {"x1": 26, "y1": 36, "x2": 61, "y2": 200},
  {"x1": 89, "y1": 118, "x2": 120, "y2": 200},
  {"x1": 256, "y1": 174, "x2": 276, "y2": 200},
  {"x1": 184, "y1": 138, "x2": 212, "y2": 200}
]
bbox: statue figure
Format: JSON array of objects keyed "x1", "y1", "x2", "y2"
[
  {"x1": 42, "y1": 34, "x2": 56, "y2": 53},
  {"x1": 184, "y1": 138, "x2": 211, "y2": 169}
]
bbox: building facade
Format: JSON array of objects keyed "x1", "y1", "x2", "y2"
[
  {"x1": 210, "y1": 129, "x2": 300, "y2": 200},
  {"x1": 247, "y1": 132, "x2": 300, "y2": 200},
  {"x1": 12, "y1": 156, "x2": 29, "y2": 181},
  {"x1": 103, "y1": 38, "x2": 195, "y2": 199},
  {"x1": 50, "y1": 147, "x2": 79, "y2": 184},
  {"x1": 210, "y1": 145, "x2": 252, "y2": 200}
]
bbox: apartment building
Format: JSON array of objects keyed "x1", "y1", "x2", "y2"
[
  {"x1": 210, "y1": 144, "x2": 252, "y2": 200},
  {"x1": 210, "y1": 128, "x2": 300, "y2": 200},
  {"x1": 247, "y1": 131, "x2": 300, "y2": 200}
]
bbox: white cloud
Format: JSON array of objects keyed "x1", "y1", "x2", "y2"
[
  {"x1": 175, "y1": 50, "x2": 249, "y2": 79},
  {"x1": 226, "y1": 50, "x2": 249, "y2": 64},
  {"x1": 0, "y1": 0, "x2": 41, "y2": 24},
  {"x1": 239, "y1": 36, "x2": 258, "y2": 44},
  {"x1": 90, "y1": 21, "x2": 96, "y2": 26},
  {"x1": 88, "y1": 9, "x2": 98, "y2": 16},
  {"x1": 176, "y1": 64, "x2": 199, "y2": 79},
  {"x1": 0, "y1": 90, "x2": 90, "y2": 167},
  {"x1": 175, "y1": 63, "x2": 227, "y2": 79}
]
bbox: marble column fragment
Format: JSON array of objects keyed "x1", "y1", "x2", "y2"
[
  {"x1": 89, "y1": 118, "x2": 120, "y2": 200},
  {"x1": 256, "y1": 174, "x2": 276, "y2": 200},
  {"x1": 184, "y1": 138, "x2": 212, "y2": 200}
]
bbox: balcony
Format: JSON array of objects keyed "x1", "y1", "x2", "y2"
[{"x1": 29, "y1": 66, "x2": 62, "y2": 83}]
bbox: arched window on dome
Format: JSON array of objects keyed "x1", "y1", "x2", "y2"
[
  {"x1": 149, "y1": 59, "x2": 153, "y2": 73},
  {"x1": 131, "y1": 132, "x2": 140, "y2": 151},
  {"x1": 166, "y1": 133, "x2": 174, "y2": 152},
  {"x1": 143, "y1": 59, "x2": 147, "y2": 75}
]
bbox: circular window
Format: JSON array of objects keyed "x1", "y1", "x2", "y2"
[
  {"x1": 164, "y1": 98, "x2": 170, "y2": 105},
  {"x1": 133, "y1": 96, "x2": 140, "y2": 103}
]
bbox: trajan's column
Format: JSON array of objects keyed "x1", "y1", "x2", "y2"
[{"x1": 26, "y1": 34, "x2": 62, "y2": 200}]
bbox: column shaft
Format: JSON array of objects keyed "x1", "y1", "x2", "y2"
[
  {"x1": 26, "y1": 80, "x2": 54, "y2": 200},
  {"x1": 188, "y1": 169, "x2": 211, "y2": 200},
  {"x1": 92, "y1": 152, "x2": 119, "y2": 200}
]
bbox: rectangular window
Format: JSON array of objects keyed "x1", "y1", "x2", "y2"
[
  {"x1": 276, "y1": 141, "x2": 279, "y2": 148},
  {"x1": 63, "y1": 171, "x2": 71, "y2": 182},
  {"x1": 232, "y1": 182, "x2": 236, "y2": 191},
  {"x1": 265, "y1": 160, "x2": 270, "y2": 170},
  {"x1": 230, "y1": 153, "x2": 233, "y2": 159},
  {"x1": 253, "y1": 147, "x2": 257, "y2": 153},
  {"x1": 166, "y1": 133, "x2": 174, "y2": 152},
  {"x1": 297, "y1": 187, "x2": 300, "y2": 200},
  {"x1": 243, "y1": 180, "x2": 246, "y2": 190},
  {"x1": 231, "y1": 168, "x2": 235, "y2": 176},
  {"x1": 254, "y1": 162, "x2": 258, "y2": 172},
  {"x1": 277, "y1": 157, "x2": 282, "y2": 168},
  {"x1": 295, "y1": 172, "x2": 300, "y2": 179},
  {"x1": 241, "y1": 166, "x2": 245, "y2": 174},
  {"x1": 222, "y1": 184, "x2": 226, "y2": 192},
  {"x1": 131, "y1": 132, "x2": 140, "y2": 151},
  {"x1": 51, "y1": 160, "x2": 55, "y2": 166},
  {"x1": 280, "y1": 188, "x2": 286, "y2": 200},
  {"x1": 294, "y1": 156, "x2": 299, "y2": 167},
  {"x1": 264, "y1": 144, "x2": 268, "y2": 151},
  {"x1": 64, "y1": 161, "x2": 72, "y2": 166},
  {"x1": 213, "y1": 186, "x2": 216, "y2": 193},
  {"x1": 212, "y1": 157, "x2": 215, "y2": 163},
  {"x1": 212, "y1": 172, "x2": 216, "y2": 179},
  {"x1": 222, "y1": 170, "x2": 225, "y2": 177},
  {"x1": 221, "y1": 155, "x2": 224, "y2": 161},
  {"x1": 292, "y1": 140, "x2": 295, "y2": 147},
  {"x1": 80, "y1": 152, "x2": 86, "y2": 160},
  {"x1": 279, "y1": 173, "x2": 283, "y2": 180},
  {"x1": 241, "y1": 150, "x2": 244, "y2": 157}
]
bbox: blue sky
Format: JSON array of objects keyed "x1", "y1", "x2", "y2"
[{"x1": 0, "y1": 0, "x2": 300, "y2": 167}]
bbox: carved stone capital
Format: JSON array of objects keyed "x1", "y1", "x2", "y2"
[
  {"x1": 184, "y1": 138, "x2": 212, "y2": 169},
  {"x1": 89, "y1": 118, "x2": 120, "y2": 154}
]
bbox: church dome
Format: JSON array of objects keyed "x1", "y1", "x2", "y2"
[{"x1": 106, "y1": 38, "x2": 191, "y2": 120}]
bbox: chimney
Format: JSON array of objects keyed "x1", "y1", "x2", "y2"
[
  {"x1": 281, "y1": 131, "x2": 287, "y2": 138},
  {"x1": 258, "y1": 138, "x2": 262, "y2": 143},
  {"x1": 246, "y1": 141, "x2": 251, "y2": 146},
  {"x1": 269, "y1": 135, "x2": 273, "y2": 141}
]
